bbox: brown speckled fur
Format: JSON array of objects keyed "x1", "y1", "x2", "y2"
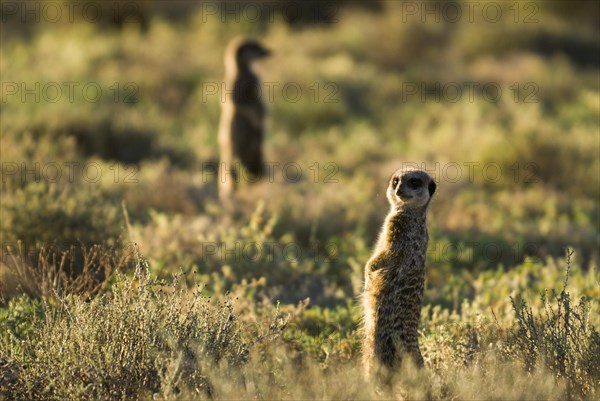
[{"x1": 362, "y1": 168, "x2": 436, "y2": 381}]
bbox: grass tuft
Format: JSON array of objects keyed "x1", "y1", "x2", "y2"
[{"x1": 510, "y1": 249, "x2": 600, "y2": 398}]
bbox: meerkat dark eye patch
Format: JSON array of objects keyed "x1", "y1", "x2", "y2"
[
  {"x1": 392, "y1": 177, "x2": 399, "y2": 188},
  {"x1": 408, "y1": 178, "x2": 422, "y2": 188},
  {"x1": 428, "y1": 180, "x2": 437, "y2": 196}
]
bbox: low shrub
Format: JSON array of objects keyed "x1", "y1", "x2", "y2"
[
  {"x1": 0, "y1": 257, "x2": 289, "y2": 400},
  {"x1": 1, "y1": 182, "x2": 123, "y2": 252},
  {"x1": 509, "y1": 250, "x2": 600, "y2": 398}
]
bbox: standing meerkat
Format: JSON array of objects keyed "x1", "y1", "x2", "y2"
[
  {"x1": 218, "y1": 36, "x2": 270, "y2": 203},
  {"x1": 362, "y1": 168, "x2": 436, "y2": 381}
]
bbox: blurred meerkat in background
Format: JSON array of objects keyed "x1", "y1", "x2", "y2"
[{"x1": 218, "y1": 36, "x2": 271, "y2": 204}]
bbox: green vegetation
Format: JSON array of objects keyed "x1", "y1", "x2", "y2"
[
  {"x1": 509, "y1": 251, "x2": 600, "y2": 397},
  {"x1": 1, "y1": 1, "x2": 599, "y2": 399}
]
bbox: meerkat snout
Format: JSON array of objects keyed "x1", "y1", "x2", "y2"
[{"x1": 397, "y1": 178, "x2": 423, "y2": 197}]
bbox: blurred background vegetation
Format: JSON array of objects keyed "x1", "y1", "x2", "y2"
[{"x1": 0, "y1": 0, "x2": 599, "y2": 399}]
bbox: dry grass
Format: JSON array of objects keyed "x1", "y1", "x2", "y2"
[
  {"x1": 0, "y1": 243, "x2": 129, "y2": 303},
  {"x1": 1, "y1": 249, "x2": 598, "y2": 400}
]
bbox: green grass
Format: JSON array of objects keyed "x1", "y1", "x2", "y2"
[
  {"x1": 1, "y1": 1, "x2": 599, "y2": 399},
  {"x1": 1, "y1": 252, "x2": 597, "y2": 400}
]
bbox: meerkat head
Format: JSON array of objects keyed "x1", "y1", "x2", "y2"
[
  {"x1": 387, "y1": 168, "x2": 436, "y2": 211},
  {"x1": 225, "y1": 37, "x2": 271, "y2": 75},
  {"x1": 235, "y1": 39, "x2": 271, "y2": 66}
]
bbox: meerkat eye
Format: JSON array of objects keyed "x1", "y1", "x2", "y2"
[
  {"x1": 408, "y1": 178, "x2": 422, "y2": 188},
  {"x1": 392, "y1": 177, "x2": 399, "y2": 188}
]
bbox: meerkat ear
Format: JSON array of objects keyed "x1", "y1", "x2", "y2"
[{"x1": 428, "y1": 180, "x2": 437, "y2": 197}]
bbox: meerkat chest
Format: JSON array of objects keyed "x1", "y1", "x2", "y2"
[
  {"x1": 234, "y1": 75, "x2": 262, "y2": 104},
  {"x1": 389, "y1": 225, "x2": 428, "y2": 264},
  {"x1": 367, "y1": 253, "x2": 426, "y2": 300},
  {"x1": 380, "y1": 226, "x2": 428, "y2": 290},
  {"x1": 379, "y1": 259, "x2": 425, "y2": 288}
]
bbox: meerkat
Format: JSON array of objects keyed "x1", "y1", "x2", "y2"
[
  {"x1": 362, "y1": 168, "x2": 436, "y2": 381},
  {"x1": 217, "y1": 36, "x2": 270, "y2": 203}
]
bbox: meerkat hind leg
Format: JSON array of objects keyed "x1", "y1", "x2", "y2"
[{"x1": 392, "y1": 334, "x2": 423, "y2": 369}]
